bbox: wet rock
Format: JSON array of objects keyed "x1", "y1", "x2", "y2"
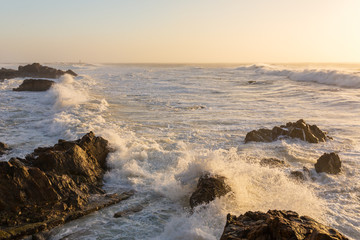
[
  {"x1": 220, "y1": 210, "x2": 348, "y2": 240},
  {"x1": 0, "y1": 132, "x2": 132, "y2": 240},
  {"x1": 245, "y1": 119, "x2": 331, "y2": 143},
  {"x1": 113, "y1": 205, "x2": 144, "y2": 218},
  {"x1": 245, "y1": 128, "x2": 274, "y2": 143},
  {"x1": 0, "y1": 142, "x2": 10, "y2": 156},
  {"x1": 260, "y1": 158, "x2": 289, "y2": 168},
  {"x1": 13, "y1": 79, "x2": 55, "y2": 91},
  {"x1": 290, "y1": 171, "x2": 305, "y2": 181},
  {"x1": 190, "y1": 173, "x2": 231, "y2": 208},
  {"x1": 0, "y1": 63, "x2": 77, "y2": 80},
  {"x1": 315, "y1": 152, "x2": 341, "y2": 174},
  {"x1": 0, "y1": 68, "x2": 17, "y2": 81}
]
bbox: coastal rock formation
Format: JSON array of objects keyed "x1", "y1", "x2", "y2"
[
  {"x1": 0, "y1": 132, "x2": 133, "y2": 240},
  {"x1": 315, "y1": 152, "x2": 342, "y2": 174},
  {"x1": 220, "y1": 210, "x2": 348, "y2": 240},
  {"x1": 13, "y1": 79, "x2": 55, "y2": 91},
  {"x1": 0, "y1": 68, "x2": 17, "y2": 81},
  {"x1": 0, "y1": 142, "x2": 10, "y2": 156},
  {"x1": 0, "y1": 63, "x2": 77, "y2": 80},
  {"x1": 245, "y1": 119, "x2": 331, "y2": 143},
  {"x1": 190, "y1": 173, "x2": 231, "y2": 208},
  {"x1": 260, "y1": 158, "x2": 289, "y2": 168}
]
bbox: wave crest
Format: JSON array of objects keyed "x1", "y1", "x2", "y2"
[{"x1": 237, "y1": 64, "x2": 360, "y2": 88}]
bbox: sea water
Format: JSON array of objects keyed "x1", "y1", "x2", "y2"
[{"x1": 0, "y1": 63, "x2": 359, "y2": 239}]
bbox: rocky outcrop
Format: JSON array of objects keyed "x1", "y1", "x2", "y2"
[
  {"x1": 315, "y1": 152, "x2": 341, "y2": 174},
  {"x1": 245, "y1": 119, "x2": 331, "y2": 143},
  {"x1": 0, "y1": 63, "x2": 77, "y2": 80},
  {"x1": 0, "y1": 142, "x2": 10, "y2": 156},
  {"x1": 189, "y1": 173, "x2": 231, "y2": 208},
  {"x1": 260, "y1": 158, "x2": 289, "y2": 168},
  {"x1": 220, "y1": 210, "x2": 348, "y2": 240},
  {"x1": 0, "y1": 132, "x2": 133, "y2": 240},
  {"x1": 13, "y1": 79, "x2": 55, "y2": 91},
  {"x1": 0, "y1": 68, "x2": 17, "y2": 81}
]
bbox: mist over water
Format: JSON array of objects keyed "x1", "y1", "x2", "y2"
[{"x1": 0, "y1": 63, "x2": 359, "y2": 239}]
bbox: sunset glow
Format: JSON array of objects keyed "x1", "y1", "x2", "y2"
[{"x1": 1, "y1": 0, "x2": 360, "y2": 63}]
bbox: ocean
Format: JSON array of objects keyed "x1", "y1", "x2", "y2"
[{"x1": 0, "y1": 63, "x2": 359, "y2": 239}]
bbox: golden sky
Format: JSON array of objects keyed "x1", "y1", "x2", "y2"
[{"x1": 1, "y1": 0, "x2": 360, "y2": 63}]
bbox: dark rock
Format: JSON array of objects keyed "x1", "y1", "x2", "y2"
[
  {"x1": 0, "y1": 63, "x2": 77, "y2": 80},
  {"x1": 290, "y1": 171, "x2": 305, "y2": 181},
  {"x1": 245, "y1": 128, "x2": 274, "y2": 143},
  {"x1": 245, "y1": 119, "x2": 331, "y2": 143},
  {"x1": 13, "y1": 79, "x2": 55, "y2": 91},
  {"x1": 190, "y1": 173, "x2": 231, "y2": 208},
  {"x1": 220, "y1": 210, "x2": 348, "y2": 240},
  {"x1": 113, "y1": 205, "x2": 144, "y2": 218},
  {"x1": 0, "y1": 142, "x2": 10, "y2": 156},
  {"x1": 0, "y1": 68, "x2": 18, "y2": 81},
  {"x1": 260, "y1": 158, "x2": 289, "y2": 168},
  {"x1": 0, "y1": 132, "x2": 132, "y2": 240},
  {"x1": 315, "y1": 152, "x2": 341, "y2": 174}
]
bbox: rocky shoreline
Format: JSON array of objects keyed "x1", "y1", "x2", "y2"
[
  {"x1": 0, "y1": 110, "x2": 350, "y2": 239},
  {"x1": 0, "y1": 63, "x2": 77, "y2": 81},
  {"x1": 0, "y1": 132, "x2": 133, "y2": 240}
]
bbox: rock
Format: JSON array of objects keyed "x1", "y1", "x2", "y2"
[
  {"x1": 260, "y1": 158, "x2": 289, "y2": 168},
  {"x1": 113, "y1": 205, "x2": 144, "y2": 218},
  {"x1": 220, "y1": 210, "x2": 348, "y2": 240},
  {"x1": 189, "y1": 173, "x2": 231, "y2": 208},
  {"x1": 13, "y1": 79, "x2": 55, "y2": 91},
  {"x1": 0, "y1": 63, "x2": 77, "y2": 80},
  {"x1": 0, "y1": 132, "x2": 132, "y2": 240},
  {"x1": 0, "y1": 68, "x2": 18, "y2": 81},
  {"x1": 315, "y1": 152, "x2": 341, "y2": 174},
  {"x1": 0, "y1": 142, "x2": 10, "y2": 156},
  {"x1": 290, "y1": 171, "x2": 305, "y2": 181},
  {"x1": 245, "y1": 119, "x2": 331, "y2": 143}
]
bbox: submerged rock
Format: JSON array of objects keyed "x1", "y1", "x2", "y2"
[
  {"x1": 260, "y1": 158, "x2": 289, "y2": 168},
  {"x1": 189, "y1": 173, "x2": 231, "y2": 208},
  {"x1": 245, "y1": 119, "x2": 331, "y2": 143},
  {"x1": 220, "y1": 210, "x2": 348, "y2": 240},
  {"x1": 13, "y1": 79, "x2": 55, "y2": 91},
  {"x1": 0, "y1": 142, "x2": 10, "y2": 156},
  {"x1": 315, "y1": 152, "x2": 342, "y2": 174},
  {"x1": 0, "y1": 132, "x2": 133, "y2": 240},
  {"x1": 113, "y1": 205, "x2": 143, "y2": 218},
  {"x1": 0, "y1": 63, "x2": 77, "y2": 80},
  {"x1": 290, "y1": 170, "x2": 305, "y2": 181}
]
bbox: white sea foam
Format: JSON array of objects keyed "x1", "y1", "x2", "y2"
[
  {"x1": 237, "y1": 64, "x2": 360, "y2": 88},
  {"x1": 49, "y1": 74, "x2": 88, "y2": 108},
  {"x1": 1, "y1": 64, "x2": 359, "y2": 240}
]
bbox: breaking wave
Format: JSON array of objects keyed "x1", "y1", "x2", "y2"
[{"x1": 237, "y1": 64, "x2": 360, "y2": 88}]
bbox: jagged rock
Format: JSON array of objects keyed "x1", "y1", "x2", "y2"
[
  {"x1": 13, "y1": 79, "x2": 55, "y2": 91},
  {"x1": 0, "y1": 142, "x2": 10, "y2": 156},
  {"x1": 0, "y1": 63, "x2": 77, "y2": 80},
  {"x1": 113, "y1": 205, "x2": 144, "y2": 218},
  {"x1": 220, "y1": 210, "x2": 348, "y2": 240},
  {"x1": 315, "y1": 152, "x2": 341, "y2": 174},
  {"x1": 0, "y1": 132, "x2": 133, "y2": 240},
  {"x1": 260, "y1": 158, "x2": 289, "y2": 168},
  {"x1": 189, "y1": 173, "x2": 231, "y2": 208},
  {"x1": 245, "y1": 119, "x2": 331, "y2": 143}
]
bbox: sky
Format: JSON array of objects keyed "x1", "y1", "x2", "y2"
[{"x1": 1, "y1": 0, "x2": 360, "y2": 63}]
